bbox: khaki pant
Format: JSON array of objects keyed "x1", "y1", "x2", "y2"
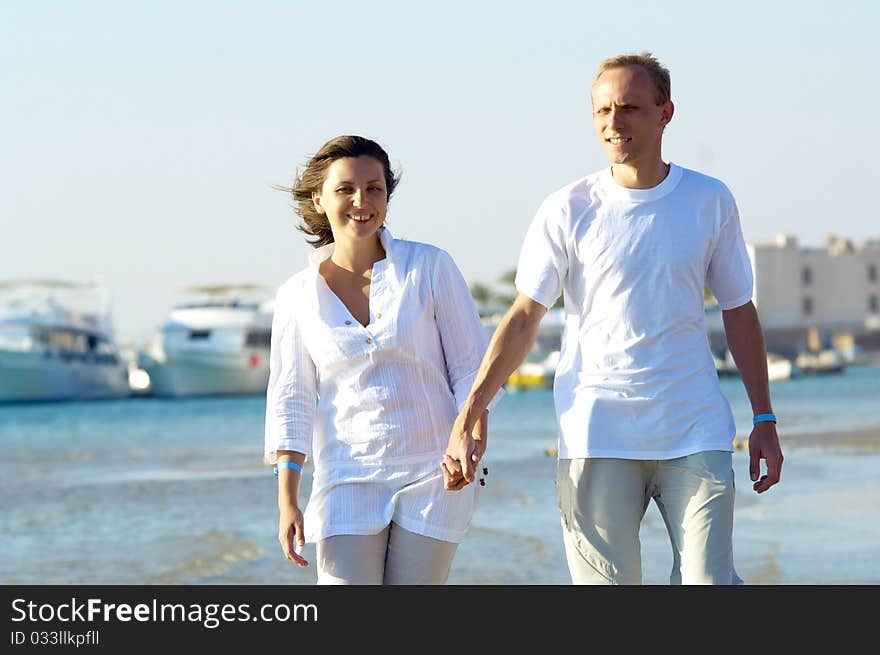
[
  {"x1": 316, "y1": 522, "x2": 459, "y2": 585},
  {"x1": 557, "y1": 450, "x2": 742, "y2": 585}
]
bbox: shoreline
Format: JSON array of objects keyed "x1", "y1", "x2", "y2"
[{"x1": 733, "y1": 425, "x2": 880, "y2": 452}]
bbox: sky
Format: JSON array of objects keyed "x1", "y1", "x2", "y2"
[{"x1": 2, "y1": 0, "x2": 878, "y2": 343}]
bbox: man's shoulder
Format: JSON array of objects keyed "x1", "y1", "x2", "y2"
[
  {"x1": 539, "y1": 169, "x2": 606, "y2": 214},
  {"x1": 550, "y1": 169, "x2": 606, "y2": 199},
  {"x1": 675, "y1": 164, "x2": 735, "y2": 199}
]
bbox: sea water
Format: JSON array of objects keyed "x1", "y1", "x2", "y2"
[{"x1": 1, "y1": 366, "x2": 878, "y2": 584}]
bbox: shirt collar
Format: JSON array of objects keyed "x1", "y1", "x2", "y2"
[
  {"x1": 602, "y1": 162, "x2": 683, "y2": 204},
  {"x1": 308, "y1": 225, "x2": 396, "y2": 269}
]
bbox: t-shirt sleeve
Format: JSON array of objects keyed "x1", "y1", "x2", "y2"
[
  {"x1": 514, "y1": 195, "x2": 568, "y2": 309},
  {"x1": 706, "y1": 193, "x2": 754, "y2": 310}
]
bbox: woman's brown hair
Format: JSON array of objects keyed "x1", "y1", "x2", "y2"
[{"x1": 280, "y1": 135, "x2": 400, "y2": 248}]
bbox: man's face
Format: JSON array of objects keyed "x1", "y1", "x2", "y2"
[{"x1": 591, "y1": 65, "x2": 673, "y2": 167}]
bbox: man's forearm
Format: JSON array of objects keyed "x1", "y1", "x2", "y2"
[
  {"x1": 461, "y1": 293, "x2": 546, "y2": 428},
  {"x1": 722, "y1": 301, "x2": 773, "y2": 414}
]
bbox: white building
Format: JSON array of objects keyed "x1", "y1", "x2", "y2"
[{"x1": 708, "y1": 234, "x2": 880, "y2": 357}]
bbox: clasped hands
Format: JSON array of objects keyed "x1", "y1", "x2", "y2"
[{"x1": 442, "y1": 410, "x2": 488, "y2": 491}]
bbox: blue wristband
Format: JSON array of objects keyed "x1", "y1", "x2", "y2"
[
  {"x1": 273, "y1": 461, "x2": 303, "y2": 477},
  {"x1": 753, "y1": 413, "x2": 777, "y2": 424}
]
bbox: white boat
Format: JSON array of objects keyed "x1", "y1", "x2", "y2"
[
  {"x1": 715, "y1": 350, "x2": 800, "y2": 382},
  {"x1": 766, "y1": 353, "x2": 799, "y2": 382},
  {"x1": 140, "y1": 284, "x2": 273, "y2": 397},
  {"x1": 0, "y1": 279, "x2": 131, "y2": 402},
  {"x1": 794, "y1": 349, "x2": 846, "y2": 374}
]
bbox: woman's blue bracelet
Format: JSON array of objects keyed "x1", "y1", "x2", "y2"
[
  {"x1": 753, "y1": 413, "x2": 777, "y2": 424},
  {"x1": 273, "y1": 461, "x2": 303, "y2": 477}
]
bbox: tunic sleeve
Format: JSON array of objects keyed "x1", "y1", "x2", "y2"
[
  {"x1": 431, "y1": 249, "x2": 503, "y2": 413},
  {"x1": 263, "y1": 284, "x2": 317, "y2": 464}
]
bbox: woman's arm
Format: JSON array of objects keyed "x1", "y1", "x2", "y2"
[
  {"x1": 430, "y1": 249, "x2": 511, "y2": 484},
  {"x1": 264, "y1": 285, "x2": 317, "y2": 565},
  {"x1": 276, "y1": 450, "x2": 309, "y2": 566}
]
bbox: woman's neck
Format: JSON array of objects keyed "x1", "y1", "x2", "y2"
[{"x1": 330, "y1": 236, "x2": 385, "y2": 275}]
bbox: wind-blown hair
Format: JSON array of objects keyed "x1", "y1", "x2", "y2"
[{"x1": 280, "y1": 135, "x2": 400, "y2": 248}]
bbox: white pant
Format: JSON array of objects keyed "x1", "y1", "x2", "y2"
[
  {"x1": 557, "y1": 450, "x2": 742, "y2": 585},
  {"x1": 316, "y1": 522, "x2": 459, "y2": 585}
]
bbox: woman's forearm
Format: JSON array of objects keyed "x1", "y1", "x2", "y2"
[{"x1": 276, "y1": 450, "x2": 307, "y2": 508}]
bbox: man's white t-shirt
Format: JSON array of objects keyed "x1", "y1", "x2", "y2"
[{"x1": 515, "y1": 163, "x2": 754, "y2": 460}]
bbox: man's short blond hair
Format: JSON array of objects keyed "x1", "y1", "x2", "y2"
[{"x1": 593, "y1": 52, "x2": 671, "y2": 105}]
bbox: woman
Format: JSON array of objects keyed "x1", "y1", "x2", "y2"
[{"x1": 265, "y1": 135, "x2": 500, "y2": 584}]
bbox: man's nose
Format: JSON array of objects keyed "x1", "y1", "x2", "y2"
[{"x1": 609, "y1": 107, "x2": 624, "y2": 127}]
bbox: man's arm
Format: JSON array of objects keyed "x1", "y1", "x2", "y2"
[
  {"x1": 722, "y1": 300, "x2": 784, "y2": 493},
  {"x1": 443, "y1": 292, "x2": 547, "y2": 486}
]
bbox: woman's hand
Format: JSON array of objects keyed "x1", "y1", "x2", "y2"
[{"x1": 278, "y1": 502, "x2": 309, "y2": 566}]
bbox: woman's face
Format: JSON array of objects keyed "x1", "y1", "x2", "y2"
[{"x1": 312, "y1": 156, "x2": 388, "y2": 248}]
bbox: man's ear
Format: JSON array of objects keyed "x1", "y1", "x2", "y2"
[{"x1": 660, "y1": 100, "x2": 675, "y2": 127}]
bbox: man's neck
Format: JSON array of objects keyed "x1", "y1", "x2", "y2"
[{"x1": 610, "y1": 159, "x2": 670, "y2": 190}]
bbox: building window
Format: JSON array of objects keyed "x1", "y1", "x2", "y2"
[
  {"x1": 802, "y1": 297, "x2": 813, "y2": 315},
  {"x1": 802, "y1": 267, "x2": 812, "y2": 285},
  {"x1": 870, "y1": 264, "x2": 878, "y2": 283},
  {"x1": 871, "y1": 295, "x2": 879, "y2": 313}
]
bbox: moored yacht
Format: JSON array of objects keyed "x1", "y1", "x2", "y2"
[
  {"x1": 0, "y1": 279, "x2": 130, "y2": 402},
  {"x1": 714, "y1": 349, "x2": 802, "y2": 381},
  {"x1": 140, "y1": 284, "x2": 273, "y2": 397}
]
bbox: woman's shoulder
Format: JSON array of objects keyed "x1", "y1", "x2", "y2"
[
  {"x1": 388, "y1": 234, "x2": 453, "y2": 267},
  {"x1": 275, "y1": 266, "x2": 315, "y2": 301}
]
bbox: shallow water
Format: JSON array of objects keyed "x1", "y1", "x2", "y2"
[{"x1": 1, "y1": 366, "x2": 878, "y2": 584}]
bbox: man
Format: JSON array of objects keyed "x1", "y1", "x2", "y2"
[{"x1": 443, "y1": 52, "x2": 783, "y2": 584}]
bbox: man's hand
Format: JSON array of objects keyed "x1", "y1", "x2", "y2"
[
  {"x1": 442, "y1": 410, "x2": 487, "y2": 491},
  {"x1": 748, "y1": 421, "x2": 783, "y2": 493}
]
